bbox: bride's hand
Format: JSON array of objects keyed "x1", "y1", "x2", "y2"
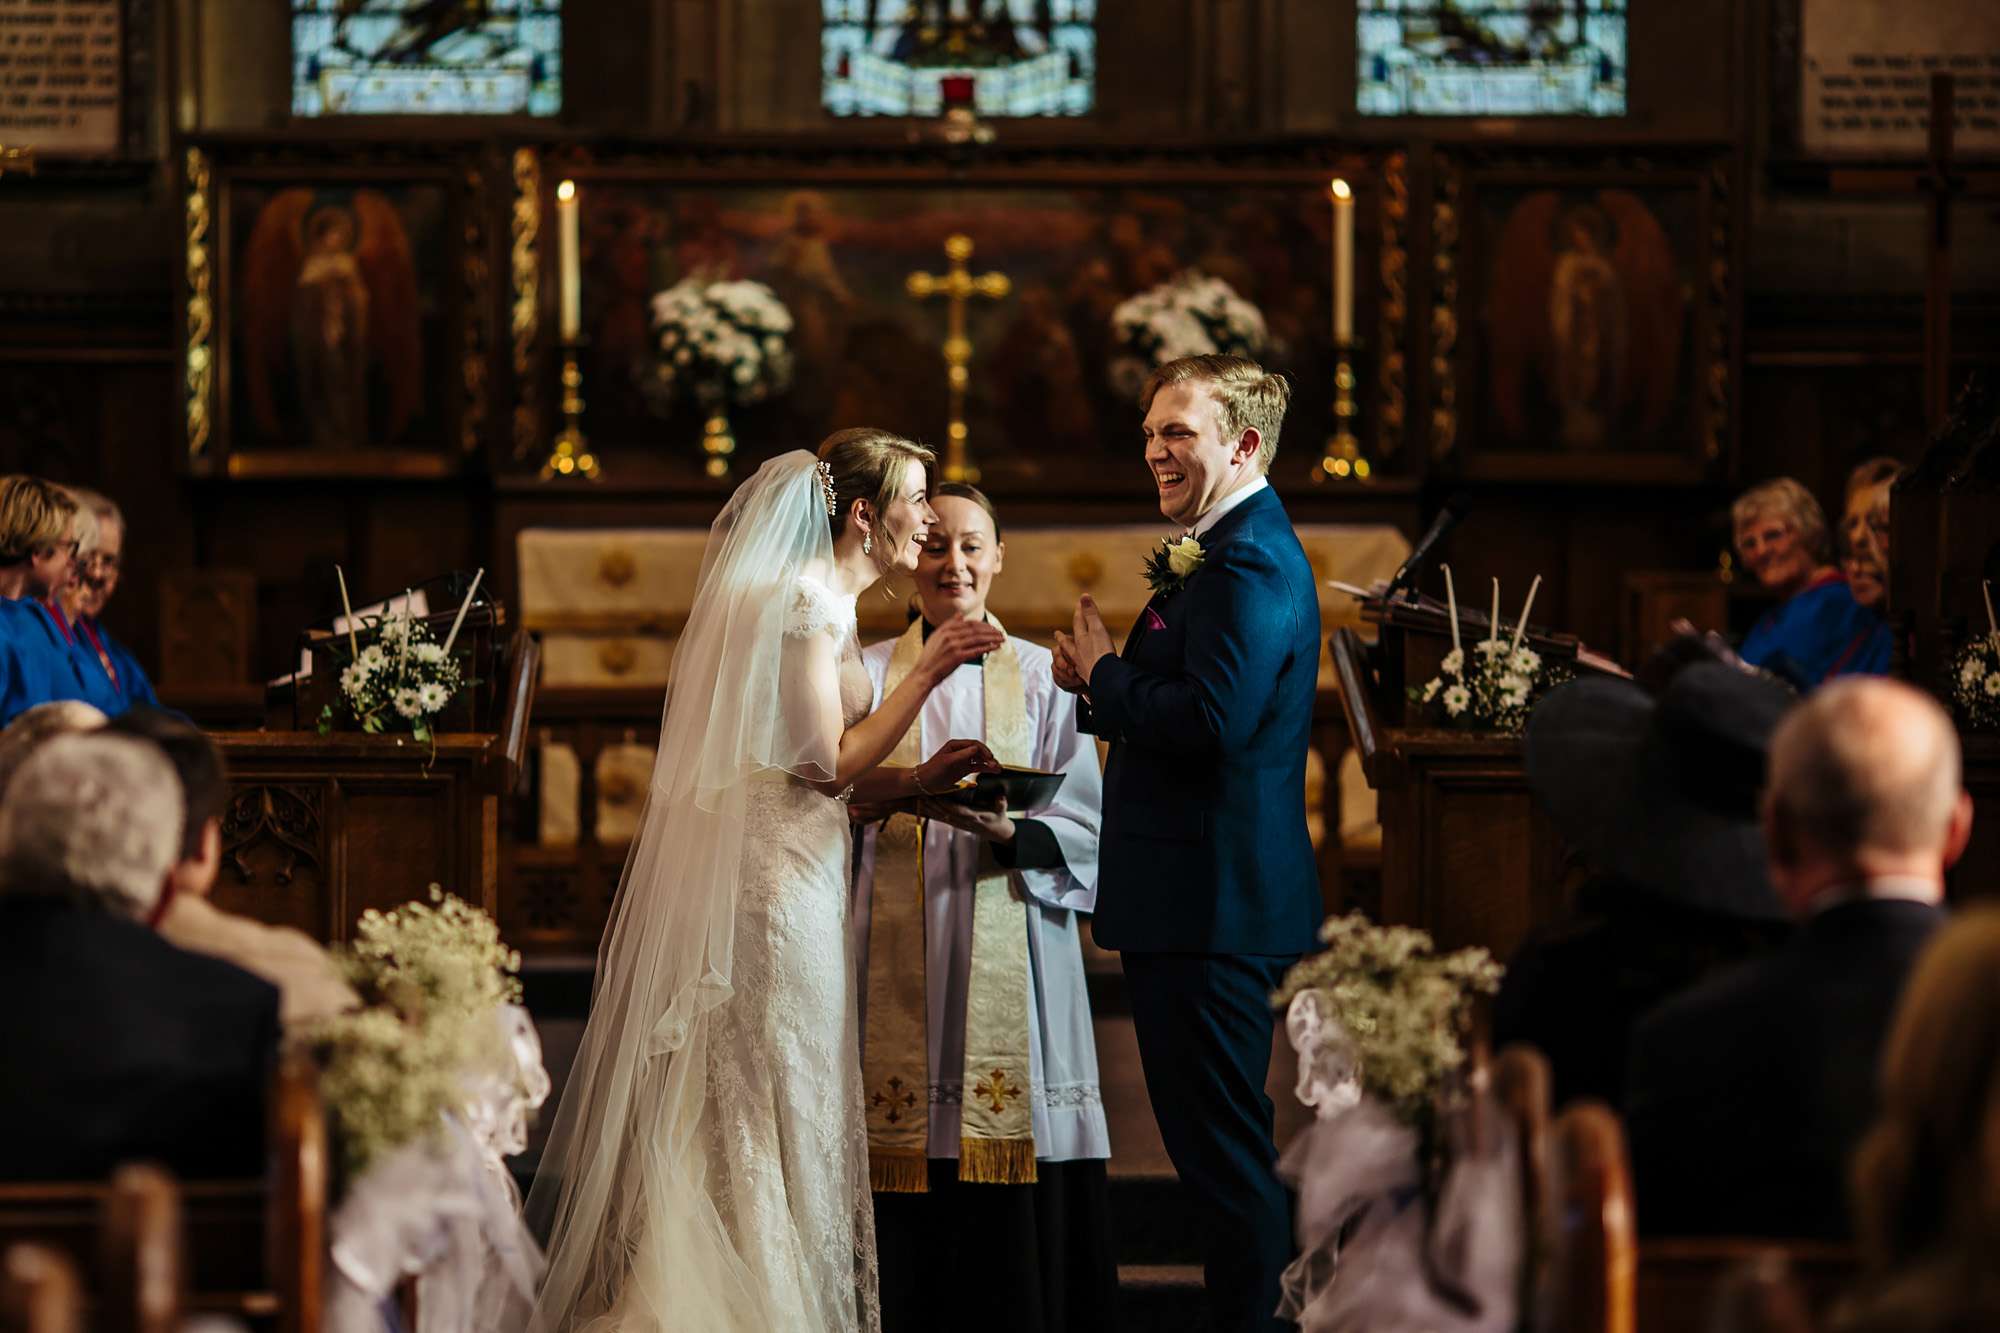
[
  {"x1": 916, "y1": 617, "x2": 1006, "y2": 685},
  {"x1": 914, "y1": 738, "x2": 1001, "y2": 793}
]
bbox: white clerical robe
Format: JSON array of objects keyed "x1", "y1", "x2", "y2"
[{"x1": 854, "y1": 633, "x2": 1110, "y2": 1162}]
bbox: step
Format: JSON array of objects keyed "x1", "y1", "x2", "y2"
[{"x1": 1117, "y1": 1264, "x2": 1206, "y2": 1333}]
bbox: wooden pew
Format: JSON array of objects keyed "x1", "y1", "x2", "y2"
[
  {"x1": 100, "y1": 1165, "x2": 180, "y2": 1333},
  {"x1": 1493, "y1": 1042, "x2": 1553, "y2": 1312},
  {"x1": 1637, "y1": 1238, "x2": 1858, "y2": 1333},
  {"x1": 0, "y1": 1245, "x2": 82, "y2": 1333},
  {"x1": 0, "y1": 1050, "x2": 326, "y2": 1333},
  {"x1": 1538, "y1": 1101, "x2": 1637, "y2": 1333}
]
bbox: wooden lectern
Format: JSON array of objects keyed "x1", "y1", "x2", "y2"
[
  {"x1": 1889, "y1": 377, "x2": 2000, "y2": 900},
  {"x1": 1332, "y1": 592, "x2": 1622, "y2": 960},
  {"x1": 208, "y1": 609, "x2": 539, "y2": 944}
]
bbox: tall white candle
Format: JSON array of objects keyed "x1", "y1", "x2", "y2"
[
  {"x1": 556, "y1": 180, "x2": 581, "y2": 343},
  {"x1": 1488, "y1": 578, "x2": 1500, "y2": 646},
  {"x1": 1510, "y1": 574, "x2": 1543, "y2": 656},
  {"x1": 442, "y1": 568, "x2": 486, "y2": 657},
  {"x1": 397, "y1": 588, "x2": 413, "y2": 675},
  {"x1": 335, "y1": 564, "x2": 359, "y2": 657},
  {"x1": 1984, "y1": 578, "x2": 1997, "y2": 642},
  {"x1": 1442, "y1": 563, "x2": 1462, "y2": 656},
  {"x1": 1331, "y1": 179, "x2": 1355, "y2": 345}
]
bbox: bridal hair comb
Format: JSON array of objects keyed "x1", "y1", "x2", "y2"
[{"x1": 815, "y1": 459, "x2": 839, "y2": 518}]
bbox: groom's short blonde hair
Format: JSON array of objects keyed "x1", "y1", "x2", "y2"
[{"x1": 1141, "y1": 355, "x2": 1291, "y2": 473}]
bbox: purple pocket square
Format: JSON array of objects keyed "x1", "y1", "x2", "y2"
[{"x1": 1142, "y1": 607, "x2": 1167, "y2": 632}]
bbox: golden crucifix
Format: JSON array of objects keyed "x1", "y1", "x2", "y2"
[
  {"x1": 0, "y1": 143, "x2": 36, "y2": 179},
  {"x1": 906, "y1": 233, "x2": 1010, "y2": 482}
]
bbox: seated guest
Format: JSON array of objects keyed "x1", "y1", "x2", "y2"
[
  {"x1": 60, "y1": 489, "x2": 159, "y2": 712},
  {"x1": 1840, "y1": 457, "x2": 1903, "y2": 615},
  {"x1": 0, "y1": 477, "x2": 116, "y2": 722},
  {"x1": 1497, "y1": 661, "x2": 1795, "y2": 1110},
  {"x1": 110, "y1": 707, "x2": 357, "y2": 1029},
  {"x1": 0, "y1": 699, "x2": 107, "y2": 799},
  {"x1": 0, "y1": 733, "x2": 280, "y2": 1182},
  {"x1": 1732, "y1": 477, "x2": 1891, "y2": 688},
  {"x1": 1625, "y1": 677, "x2": 1965, "y2": 1239},
  {"x1": 1834, "y1": 909, "x2": 2000, "y2": 1333}
]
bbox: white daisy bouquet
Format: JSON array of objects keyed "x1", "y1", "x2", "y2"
[
  {"x1": 299, "y1": 887, "x2": 526, "y2": 1182},
  {"x1": 647, "y1": 276, "x2": 796, "y2": 412},
  {"x1": 1407, "y1": 570, "x2": 1568, "y2": 735},
  {"x1": 316, "y1": 607, "x2": 466, "y2": 746},
  {"x1": 1275, "y1": 912, "x2": 1502, "y2": 1127},
  {"x1": 1951, "y1": 583, "x2": 2000, "y2": 730},
  {"x1": 1107, "y1": 269, "x2": 1269, "y2": 400}
]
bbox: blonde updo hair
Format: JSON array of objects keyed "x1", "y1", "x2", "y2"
[
  {"x1": 816, "y1": 428, "x2": 936, "y2": 545},
  {"x1": 1851, "y1": 907, "x2": 2000, "y2": 1271},
  {"x1": 1731, "y1": 477, "x2": 1831, "y2": 565},
  {"x1": 1139, "y1": 354, "x2": 1292, "y2": 473}
]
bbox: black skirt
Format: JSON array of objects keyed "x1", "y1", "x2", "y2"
[{"x1": 873, "y1": 1156, "x2": 1119, "y2": 1333}]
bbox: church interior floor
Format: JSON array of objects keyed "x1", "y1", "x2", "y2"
[{"x1": 520, "y1": 944, "x2": 1310, "y2": 1329}]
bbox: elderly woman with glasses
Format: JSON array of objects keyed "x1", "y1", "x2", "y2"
[
  {"x1": 59, "y1": 489, "x2": 159, "y2": 713},
  {"x1": 1732, "y1": 476, "x2": 1892, "y2": 690}
]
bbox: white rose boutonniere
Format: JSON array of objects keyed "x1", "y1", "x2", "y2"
[{"x1": 1143, "y1": 534, "x2": 1207, "y2": 596}]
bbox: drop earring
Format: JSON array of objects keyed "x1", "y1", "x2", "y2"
[{"x1": 863, "y1": 532, "x2": 874, "y2": 557}]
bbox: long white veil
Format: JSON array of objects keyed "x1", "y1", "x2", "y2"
[{"x1": 524, "y1": 450, "x2": 838, "y2": 1330}]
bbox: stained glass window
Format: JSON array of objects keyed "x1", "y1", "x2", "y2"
[
  {"x1": 822, "y1": 1, "x2": 1095, "y2": 118},
  {"x1": 293, "y1": 0, "x2": 562, "y2": 117},
  {"x1": 1358, "y1": 0, "x2": 1626, "y2": 117}
]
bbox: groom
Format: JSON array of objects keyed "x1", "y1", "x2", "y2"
[{"x1": 1055, "y1": 354, "x2": 1321, "y2": 1332}]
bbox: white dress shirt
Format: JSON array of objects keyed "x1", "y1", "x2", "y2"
[{"x1": 1188, "y1": 473, "x2": 1269, "y2": 539}]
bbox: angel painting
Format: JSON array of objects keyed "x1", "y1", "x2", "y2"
[
  {"x1": 238, "y1": 189, "x2": 424, "y2": 452},
  {"x1": 1483, "y1": 189, "x2": 1688, "y2": 453}
]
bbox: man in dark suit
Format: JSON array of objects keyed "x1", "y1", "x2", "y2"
[
  {"x1": 1625, "y1": 676, "x2": 1969, "y2": 1239},
  {"x1": 0, "y1": 731, "x2": 280, "y2": 1183},
  {"x1": 1056, "y1": 354, "x2": 1322, "y2": 1331}
]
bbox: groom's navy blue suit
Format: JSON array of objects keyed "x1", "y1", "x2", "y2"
[{"x1": 1081, "y1": 483, "x2": 1321, "y2": 1332}]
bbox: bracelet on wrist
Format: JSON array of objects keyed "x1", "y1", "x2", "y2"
[{"x1": 911, "y1": 767, "x2": 937, "y2": 797}]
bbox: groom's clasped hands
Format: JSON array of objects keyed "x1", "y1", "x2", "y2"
[{"x1": 1051, "y1": 594, "x2": 1115, "y2": 698}]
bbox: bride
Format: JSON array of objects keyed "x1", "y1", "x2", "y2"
[{"x1": 525, "y1": 431, "x2": 1004, "y2": 1332}]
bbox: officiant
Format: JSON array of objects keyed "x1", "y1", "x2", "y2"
[{"x1": 852, "y1": 483, "x2": 1117, "y2": 1333}]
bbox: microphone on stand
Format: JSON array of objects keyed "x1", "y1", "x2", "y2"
[{"x1": 1385, "y1": 492, "x2": 1471, "y2": 603}]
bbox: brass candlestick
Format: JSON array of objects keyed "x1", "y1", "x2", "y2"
[
  {"x1": 1313, "y1": 340, "x2": 1373, "y2": 484},
  {"x1": 541, "y1": 342, "x2": 600, "y2": 481}
]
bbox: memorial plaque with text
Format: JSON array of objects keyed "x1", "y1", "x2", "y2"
[
  {"x1": 1802, "y1": 0, "x2": 2000, "y2": 157},
  {"x1": 0, "y1": 0, "x2": 119, "y2": 157}
]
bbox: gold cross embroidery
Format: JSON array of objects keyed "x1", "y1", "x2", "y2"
[
  {"x1": 970, "y1": 1067, "x2": 1022, "y2": 1115},
  {"x1": 871, "y1": 1075, "x2": 918, "y2": 1124}
]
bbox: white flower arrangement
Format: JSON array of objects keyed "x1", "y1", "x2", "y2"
[
  {"x1": 647, "y1": 276, "x2": 796, "y2": 412},
  {"x1": 299, "y1": 887, "x2": 526, "y2": 1182},
  {"x1": 1952, "y1": 631, "x2": 2000, "y2": 731},
  {"x1": 1274, "y1": 912, "x2": 1503, "y2": 1127},
  {"x1": 1408, "y1": 569, "x2": 1567, "y2": 735},
  {"x1": 1107, "y1": 270, "x2": 1270, "y2": 400},
  {"x1": 318, "y1": 607, "x2": 466, "y2": 746}
]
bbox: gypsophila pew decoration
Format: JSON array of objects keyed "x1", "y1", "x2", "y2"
[
  {"x1": 1108, "y1": 270, "x2": 1270, "y2": 401},
  {"x1": 1407, "y1": 566, "x2": 1570, "y2": 735},
  {"x1": 647, "y1": 275, "x2": 796, "y2": 413},
  {"x1": 317, "y1": 568, "x2": 484, "y2": 751},
  {"x1": 1952, "y1": 579, "x2": 2000, "y2": 731},
  {"x1": 1274, "y1": 912, "x2": 1503, "y2": 1129},
  {"x1": 297, "y1": 887, "x2": 527, "y2": 1184}
]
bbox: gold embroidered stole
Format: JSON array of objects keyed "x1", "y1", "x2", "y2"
[{"x1": 865, "y1": 617, "x2": 1036, "y2": 1192}]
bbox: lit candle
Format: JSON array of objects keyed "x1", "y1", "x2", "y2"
[
  {"x1": 1331, "y1": 178, "x2": 1355, "y2": 345},
  {"x1": 335, "y1": 564, "x2": 359, "y2": 658},
  {"x1": 556, "y1": 179, "x2": 580, "y2": 344},
  {"x1": 1442, "y1": 563, "x2": 1462, "y2": 656},
  {"x1": 442, "y1": 568, "x2": 485, "y2": 658},
  {"x1": 1488, "y1": 578, "x2": 1500, "y2": 647},
  {"x1": 1510, "y1": 574, "x2": 1543, "y2": 656}
]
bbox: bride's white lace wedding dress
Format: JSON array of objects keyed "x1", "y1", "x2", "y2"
[{"x1": 527, "y1": 453, "x2": 882, "y2": 1333}]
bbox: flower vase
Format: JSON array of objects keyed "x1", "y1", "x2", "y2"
[{"x1": 702, "y1": 412, "x2": 735, "y2": 479}]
